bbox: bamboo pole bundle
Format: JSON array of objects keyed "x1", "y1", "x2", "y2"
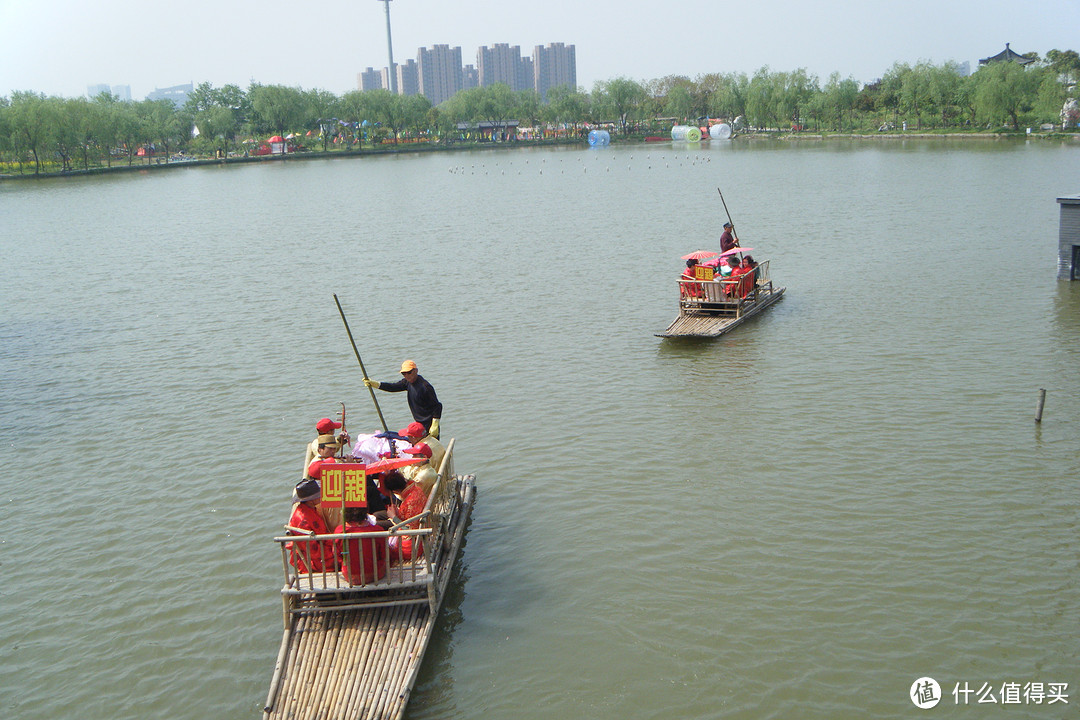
[
  {"x1": 277, "y1": 613, "x2": 313, "y2": 717},
  {"x1": 291, "y1": 613, "x2": 333, "y2": 716},
  {"x1": 344, "y1": 607, "x2": 391, "y2": 719},
  {"x1": 382, "y1": 605, "x2": 424, "y2": 720},
  {"x1": 317, "y1": 609, "x2": 356, "y2": 718},
  {"x1": 363, "y1": 605, "x2": 406, "y2": 720},
  {"x1": 360, "y1": 605, "x2": 408, "y2": 720},
  {"x1": 378, "y1": 605, "x2": 423, "y2": 720},
  {"x1": 308, "y1": 611, "x2": 346, "y2": 714},
  {"x1": 330, "y1": 610, "x2": 370, "y2": 718}
]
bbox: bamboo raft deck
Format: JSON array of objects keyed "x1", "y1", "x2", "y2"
[
  {"x1": 657, "y1": 260, "x2": 785, "y2": 338},
  {"x1": 264, "y1": 441, "x2": 475, "y2": 720}
]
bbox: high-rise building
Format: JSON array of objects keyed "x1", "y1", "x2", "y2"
[
  {"x1": 462, "y1": 65, "x2": 479, "y2": 91},
  {"x1": 533, "y1": 43, "x2": 576, "y2": 102},
  {"x1": 397, "y1": 59, "x2": 419, "y2": 96},
  {"x1": 359, "y1": 67, "x2": 383, "y2": 91},
  {"x1": 520, "y1": 58, "x2": 534, "y2": 95},
  {"x1": 417, "y1": 45, "x2": 463, "y2": 106},
  {"x1": 478, "y1": 43, "x2": 527, "y2": 90},
  {"x1": 111, "y1": 85, "x2": 131, "y2": 101},
  {"x1": 87, "y1": 83, "x2": 110, "y2": 98}
]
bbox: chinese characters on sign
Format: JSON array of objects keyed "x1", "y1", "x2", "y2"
[
  {"x1": 952, "y1": 681, "x2": 1069, "y2": 705},
  {"x1": 911, "y1": 678, "x2": 1070, "y2": 708},
  {"x1": 320, "y1": 463, "x2": 368, "y2": 508}
]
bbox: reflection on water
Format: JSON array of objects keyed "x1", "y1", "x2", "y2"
[{"x1": 1, "y1": 139, "x2": 1079, "y2": 720}]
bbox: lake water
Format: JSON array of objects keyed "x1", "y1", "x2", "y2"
[{"x1": 2, "y1": 137, "x2": 1079, "y2": 720}]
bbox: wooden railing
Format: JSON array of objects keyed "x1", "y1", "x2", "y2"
[{"x1": 678, "y1": 260, "x2": 773, "y2": 313}]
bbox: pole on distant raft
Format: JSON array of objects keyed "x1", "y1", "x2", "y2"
[{"x1": 334, "y1": 293, "x2": 389, "y2": 432}]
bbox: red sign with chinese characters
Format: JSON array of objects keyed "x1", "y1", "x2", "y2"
[{"x1": 320, "y1": 463, "x2": 368, "y2": 508}]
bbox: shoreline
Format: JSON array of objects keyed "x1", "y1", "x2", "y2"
[{"x1": 3, "y1": 131, "x2": 1077, "y2": 181}]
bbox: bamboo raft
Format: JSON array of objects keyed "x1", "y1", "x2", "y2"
[
  {"x1": 657, "y1": 259, "x2": 785, "y2": 338},
  {"x1": 263, "y1": 440, "x2": 475, "y2": 720}
]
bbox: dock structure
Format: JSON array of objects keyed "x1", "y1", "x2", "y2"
[
  {"x1": 1057, "y1": 194, "x2": 1080, "y2": 280},
  {"x1": 263, "y1": 442, "x2": 475, "y2": 720},
  {"x1": 657, "y1": 259, "x2": 785, "y2": 338}
]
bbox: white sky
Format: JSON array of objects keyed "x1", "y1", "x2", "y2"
[{"x1": 1, "y1": 0, "x2": 1078, "y2": 99}]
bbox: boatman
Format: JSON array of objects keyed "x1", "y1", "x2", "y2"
[
  {"x1": 720, "y1": 222, "x2": 739, "y2": 253},
  {"x1": 364, "y1": 360, "x2": 443, "y2": 439}
]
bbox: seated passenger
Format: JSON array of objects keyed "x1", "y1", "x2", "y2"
[
  {"x1": 399, "y1": 421, "x2": 446, "y2": 471},
  {"x1": 302, "y1": 417, "x2": 348, "y2": 476},
  {"x1": 730, "y1": 256, "x2": 753, "y2": 298},
  {"x1": 742, "y1": 255, "x2": 759, "y2": 295},
  {"x1": 390, "y1": 450, "x2": 433, "y2": 562},
  {"x1": 286, "y1": 478, "x2": 337, "y2": 574},
  {"x1": 400, "y1": 442, "x2": 439, "y2": 495},
  {"x1": 680, "y1": 259, "x2": 704, "y2": 298},
  {"x1": 333, "y1": 506, "x2": 388, "y2": 584},
  {"x1": 306, "y1": 434, "x2": 343, "y2": 529}
]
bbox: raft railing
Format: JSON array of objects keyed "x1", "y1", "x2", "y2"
[
  {"x1": 273, "y1": 438, "x2": 460, "y2": 618},
  {"x1": 678, "y1": 260, "x2": 773, "y2": 315}
]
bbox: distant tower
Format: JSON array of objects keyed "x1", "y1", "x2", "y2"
[{"x1": 378, "y1": 0, "x2": 397, "y2": 94}]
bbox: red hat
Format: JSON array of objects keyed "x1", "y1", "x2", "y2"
[
  {"x1": 399, "y1": 421, "x2": 426, "y2": 440},
  {"x1": 403, "y1": 443, "x2": 432, "y2": 459},
  {"x1": 315, "y1": 417, "x2": 342, "y2": 434}
]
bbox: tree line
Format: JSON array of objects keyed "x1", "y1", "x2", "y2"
[{"x1": 2, "y1": 49, "x2": 1077, "y2": 174}]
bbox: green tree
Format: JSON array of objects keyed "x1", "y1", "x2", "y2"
[
  {"x1": 544, "y1": 85, "x2": 590, "y2": 133},
  {"x1": 746, "y1": 67, "x2": 779, "y2": 130},
  {"x1": 593, "y1": 77, "x2": 645, "y2": 135},
  {"x1": 974, "y1": 61, "x2": 1039, "y2": 130},
  {"x1": 402, "y1": 93, "x2": 433, "y2": 139},
  {"x1": 249, "y1": 84, "x2": 307, "y2": 138},
  {"x1": 514, "y1": 89, "x2": 542, "y2": 130},
  {"x1": 924, "y1": 62, "x2": 964, "y2": 128},
  {"x1": 9, "y1": 91, "x2": 55, "y2": 173},
  {"x1": 1046, "y1": 49, "x2": 1080, "y2": 85},
  {"x1": 304, "y1": 88, "x2": 339, "y2": 151}
]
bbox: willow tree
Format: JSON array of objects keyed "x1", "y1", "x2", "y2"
[
  {"x1": 593, "y1": 77, "x2": 646, "y2": 135},
  {"x1": 974, "y1": 61, "x2": 1040, "y2": 130}
]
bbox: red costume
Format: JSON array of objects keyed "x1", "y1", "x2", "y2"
[
  {"x1": 731, "y1": 265, "x2": 753, "y2": 298},
  {"x1": 287, "y1": 503, "x2": 335, "y2": 573},
  {"x1": 306, "y1": 455, "x2": 337, "y2": 479},
  {"x1": 395, "y1": 482, "x2": 429, "y2": 561},
  {"x1": 333, "y1": 520, "x2": 388, "y2": 584},
  {"x1": 680, "y1": 269, "x2": 704, "y2": 299}
]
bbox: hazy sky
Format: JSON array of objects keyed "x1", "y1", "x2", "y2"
[{"x1": 1, "y1": 0, "x2": 1078, "y2": 99}]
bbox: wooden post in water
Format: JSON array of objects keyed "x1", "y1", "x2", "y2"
[{"x1": 1036, "y1": 388, "x2": 1047, "y2": 423}]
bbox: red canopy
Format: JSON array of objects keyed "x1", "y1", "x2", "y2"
[{"x1": 268, "y1": 135, "x2": 285, "y2": 143}]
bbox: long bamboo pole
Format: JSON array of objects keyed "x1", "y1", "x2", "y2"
[
  {"x1": 334, "y1": 293, "x2": 389, "y2": 432},
  {"x1": 717, "y1": 187, "x2": 741, "y2": 247}
]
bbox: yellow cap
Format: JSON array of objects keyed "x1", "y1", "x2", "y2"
[{"x1": 400, "y1": 360, "x2": 417, "y2": 373}]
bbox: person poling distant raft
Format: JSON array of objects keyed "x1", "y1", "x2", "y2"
[{"x1": 364, "y1": 360, "x2": 443, "y2": 439}]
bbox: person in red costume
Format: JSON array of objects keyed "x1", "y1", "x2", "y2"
[
  {"x1": 333, "y1": 506, "x2": 388, "y2": 584},
  {"x1": 729, "y1": 256, "x2": 754, "y2": 298},
  {"x1": 286, "y1": 478, "x2": 336, "y2": 574},
  {"x1": 681, "y1": 259, "x2": 704, "y2": 299},
  {"x1": 393, "y1": 444, "x2": 434, "y2": 562},
  {"x1": 306, "y1": 434, "x2": 344, "y2": 529}
]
